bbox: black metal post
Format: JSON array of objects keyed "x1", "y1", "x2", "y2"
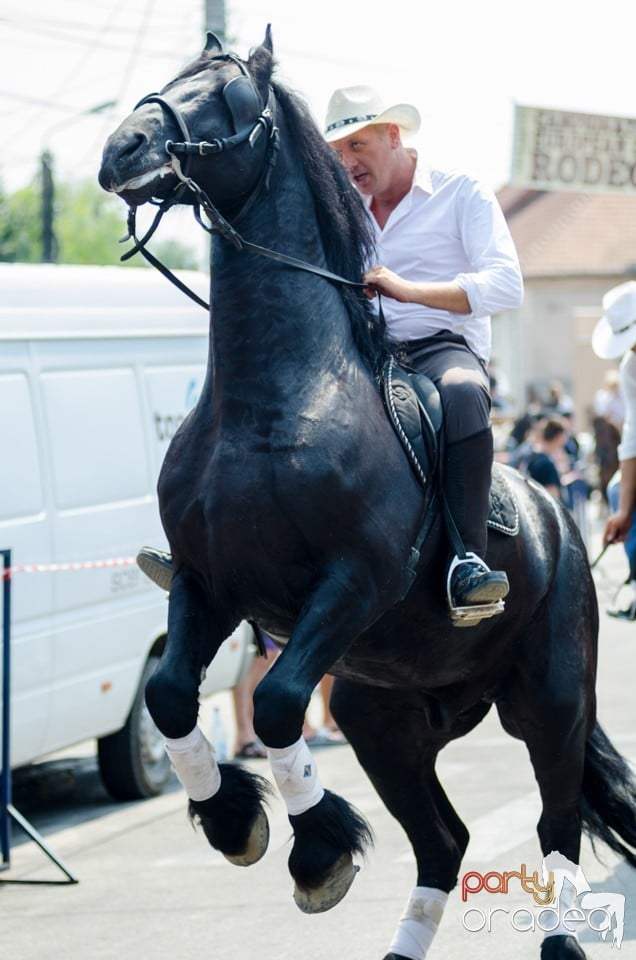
[
  {"x1": 1, "y1": 549, "x2": 11, "y2": 867},
  {"x1": 0, "y1": 548, "x2": 78, "y2": 884}
]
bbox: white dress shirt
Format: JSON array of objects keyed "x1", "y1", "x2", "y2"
[
  {"x1": 366, "y1": 162, "x2": 524, "y2": 363},
  {"x1": 618, "y1": 350, "x2": 636, "y2": 461}
]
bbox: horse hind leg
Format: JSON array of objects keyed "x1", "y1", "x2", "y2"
[
  {"x1": 144, "y1": 570, "x2": 271, "y2": 866},
  {"x1": 496, "y1": 676, "x2": 592, "y2": 960},
  {"x1": 331, "y1": 680, "x2": 484, "y2": 960}
]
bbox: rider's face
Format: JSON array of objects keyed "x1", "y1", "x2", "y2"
[{"x1": 330, "y1": 124, "x2": 396, "y2": 197}]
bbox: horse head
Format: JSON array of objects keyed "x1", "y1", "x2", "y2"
[{"x1": 98, "y1": 28, "x2": 276, "y2": 216}]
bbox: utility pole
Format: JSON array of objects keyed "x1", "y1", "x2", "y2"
[
  {"x1": 38, "y1": 100, "x2": 114, "y2": 265},
  {"x1": 40, "y1": 150, "x2": 57, "y2": 263},
  {"x1": 205, "y1": 0, "x2": 226, "y2": 42}
]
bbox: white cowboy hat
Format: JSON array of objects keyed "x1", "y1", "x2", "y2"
[
  {"x1": 592, "y1": 281, "x2": 636, "y2": 359},
  {"x1": 324, "y1": 85, "x2": 421, "y2": 143}
]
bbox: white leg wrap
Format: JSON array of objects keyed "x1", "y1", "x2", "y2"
[
  {"x1": 541, "y1": 853, "x2": 586, "y2": 941},
  {"x1": 164, "y1": 726, "x2": 221, "y2": 802},
  {"x1": 267, "y1": 736, "x2": 325, "y2": 816},
  {"x1": 388, "y1": 887, "x2": 448, "y2": 960},
  {"x1": 542, "y1": 879, "x2": 579, "y2": 940}
]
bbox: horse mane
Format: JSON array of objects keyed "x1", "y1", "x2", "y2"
[{"x1": 271, "y1": 80, "x2": 389, "y2": 376}]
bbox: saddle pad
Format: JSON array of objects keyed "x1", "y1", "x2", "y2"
[
  {"x1": 383, "y1": 357, "x2": 519, "y2": 538},
  {"x1": 382, "y1": 357, "x2": 441, "y2": 487},
  {"x1": 488, "y1": 464, "x2": 519, "y2": 536}
]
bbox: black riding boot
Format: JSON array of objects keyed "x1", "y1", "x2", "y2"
[{"x1": 444, "y1": 429, "x2": 509, "y2": 623}]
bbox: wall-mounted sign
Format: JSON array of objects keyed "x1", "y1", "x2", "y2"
[{"x1": 511, "y1": 105, "x2": 636, "y2": 193}]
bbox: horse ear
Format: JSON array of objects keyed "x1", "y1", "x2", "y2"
[
  {"x1": 204, "y1": 31, "x2": 223, "y2": 55},
  {"x1": 246, "y1": 25, "x2": 274, "y2": 84}
]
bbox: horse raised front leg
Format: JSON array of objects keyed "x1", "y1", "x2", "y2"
[
  {"x1": 252, "y1": 572, "x2": 382, "y2": 912},
  {"x1": 144, "y1": 570, "x2": 271, "y2": 866}
]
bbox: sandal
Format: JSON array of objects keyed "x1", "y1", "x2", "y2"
[
  {"x1": 234, "y1": 739, "x2": 268, "y2": 759},
  {"x1": 307, "y1": 726, "x2": 347, "y2": 747}
]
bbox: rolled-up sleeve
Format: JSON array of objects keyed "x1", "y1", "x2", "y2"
[{"x1": 454, "y1": 180, "x2": 524, "y2": 317}]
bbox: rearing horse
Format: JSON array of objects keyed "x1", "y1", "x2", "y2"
[{"x1": 99, "y1": 28, "x2": 636, "y2": 960}]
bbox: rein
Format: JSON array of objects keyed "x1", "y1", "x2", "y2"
[{"x1": 119, "y1": 73, "x2": 367, "y2": 310}]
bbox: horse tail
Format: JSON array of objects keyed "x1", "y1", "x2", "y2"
[{"x1": 579, "y1": 721, "x2": 636, "y2": 868}]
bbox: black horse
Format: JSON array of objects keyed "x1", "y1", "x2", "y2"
[{"x1": 99, "y1": 28, "x2": 636, "y2": 960}]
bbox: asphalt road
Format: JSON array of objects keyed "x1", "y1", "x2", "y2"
[{"x1": 1, "y1": 526, "x2": 635, "y2": 960}]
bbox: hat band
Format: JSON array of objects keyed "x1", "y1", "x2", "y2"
[
  {"x1": 326, "y1": 113, "x2": 378, "y2": 133},
  {"x1": 612, "y1": 317, "x2": 636, "y2": 335}
]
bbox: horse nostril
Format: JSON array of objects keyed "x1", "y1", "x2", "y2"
[
  {"x1": 117, "y1": 132, "x2": 148, "y2": 161},
  {"x1": 99, "y1": 130, "x2": 151, "y2": 190}
]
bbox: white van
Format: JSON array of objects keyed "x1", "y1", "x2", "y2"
[{"x1": 0, "y1": 263, "x2": 254, "y2": 800}]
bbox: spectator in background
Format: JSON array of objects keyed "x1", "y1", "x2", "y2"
[
  {"x1": 506, "y1": 410, "x2": 540, "y2": 468},
  {"x1": 543, "y1": 379, "x2": 575, "y2": 418},
  {"x1": 594, "y1": 368, "x2": 625, "y2": 428},
  {"x1": 487, "y1": 357, "x2": 511, "y2": 414},
  {"x1": 233, "y1": 647, "x2": 344, "y2": 757},
  {"x1": 232, "y1": 636, "x2": 278, "y2": 758},
  {"x1": 523, "y1": 417, "x2": 569, "y2": 500},
  {"x1": 592, "y1": 368, "x2": 624, "y2": 504},
  {"x1": 593, "y1": 281, "x2": 636, "y2": 619}
]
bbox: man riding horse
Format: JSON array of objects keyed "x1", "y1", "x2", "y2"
[
  {"x1": 139, "y1": 84, "x2": 523, "y2": 627},
  {"x1": 99, "y1": 32, "x2": 636, "y2": 960}
]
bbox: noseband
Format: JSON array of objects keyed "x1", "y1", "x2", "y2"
[{"x1": 120, "y1": 55, "x2": 365, "y2": 309}]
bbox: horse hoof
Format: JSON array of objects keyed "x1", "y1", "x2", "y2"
[
  {"x1": 541, "y1": 935, "x2": 587, "y2": 959},
  {"x1": 224, "y1": 807, "x2": 270, "y2": 866},
  {"x1": 293, "y1": 853, "x2": 359, "y2": 913}
]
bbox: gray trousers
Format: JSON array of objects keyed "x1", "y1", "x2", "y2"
[
  {"x1": 393, "y1": 330, "x2": 491, "y2": 443},
  {"x1": 393, "y1": 331, "x2": 493, "y2": 559}
]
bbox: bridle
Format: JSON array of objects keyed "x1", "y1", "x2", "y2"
[{"x1": 119, "y1": 55, "x2": 366, "y2": 310}]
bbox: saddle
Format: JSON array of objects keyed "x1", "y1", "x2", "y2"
[{"x1": 382, "y1": 356, "x2": 519, "y2": 620}]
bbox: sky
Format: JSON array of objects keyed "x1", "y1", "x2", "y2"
[{"x1": 1, "y1": 0, "x2": 634, "y2": 254}]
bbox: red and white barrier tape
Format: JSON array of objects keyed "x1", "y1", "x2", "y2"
[{"x1": 2, "y1": 556, "x2": 138, "y2": 579}]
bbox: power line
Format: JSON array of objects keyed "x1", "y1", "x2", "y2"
[
  {"x1": 75, "y1": 0, "x2": 159, "y2": 173},
  {"x1": 3, "y1": 0, "x2": 130, "y2": 148},
  {"x1": 0, "y1": 89, "x2": 92, "y2": 114},
  {"x1": 0, "y1": 1, "x2": 200, "y2": 185},
  {"x1": 0, "y1": 17, "x2": 188, "y2": 58}
]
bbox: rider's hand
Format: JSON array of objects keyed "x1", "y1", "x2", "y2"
[{"x1": 362, "y1": 265, "x2": 412, "y2": 302}]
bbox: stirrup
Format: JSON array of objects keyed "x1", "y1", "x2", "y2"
[{"x1": 446, "y1": 553, "x2": 505, "y2": 628}]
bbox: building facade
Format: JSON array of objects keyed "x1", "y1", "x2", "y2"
[{"x1": 493, "y1": 187, "x2": 636, "y2": 431}]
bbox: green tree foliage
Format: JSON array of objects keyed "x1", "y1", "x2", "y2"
[
  {"x1": 0, "y1": 182, "x2": 41, "y2": 262},
  {"x1": 0, "y1": 169, "x2": 201, "y2": 269}
]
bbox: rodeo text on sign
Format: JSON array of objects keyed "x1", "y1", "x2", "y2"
[{"x1": 511, "y1": 105, "x2": 636, "y2": 193}]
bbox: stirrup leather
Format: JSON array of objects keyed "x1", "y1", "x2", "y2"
[{"x1": 446, "y1": 553, "x2": 505, "y2": 627}]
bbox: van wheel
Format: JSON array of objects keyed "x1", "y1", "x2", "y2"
[{"x1": 98, "y1": 655, "x2": 171, "y2": 800}]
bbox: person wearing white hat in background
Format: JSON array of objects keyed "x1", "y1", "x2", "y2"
[
  {"x1": 324, "y1": 85, "x2": 524, "y2": 624},
  {"x1": 593, "y1": 281, "x2": 636, "y2": 619}
]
